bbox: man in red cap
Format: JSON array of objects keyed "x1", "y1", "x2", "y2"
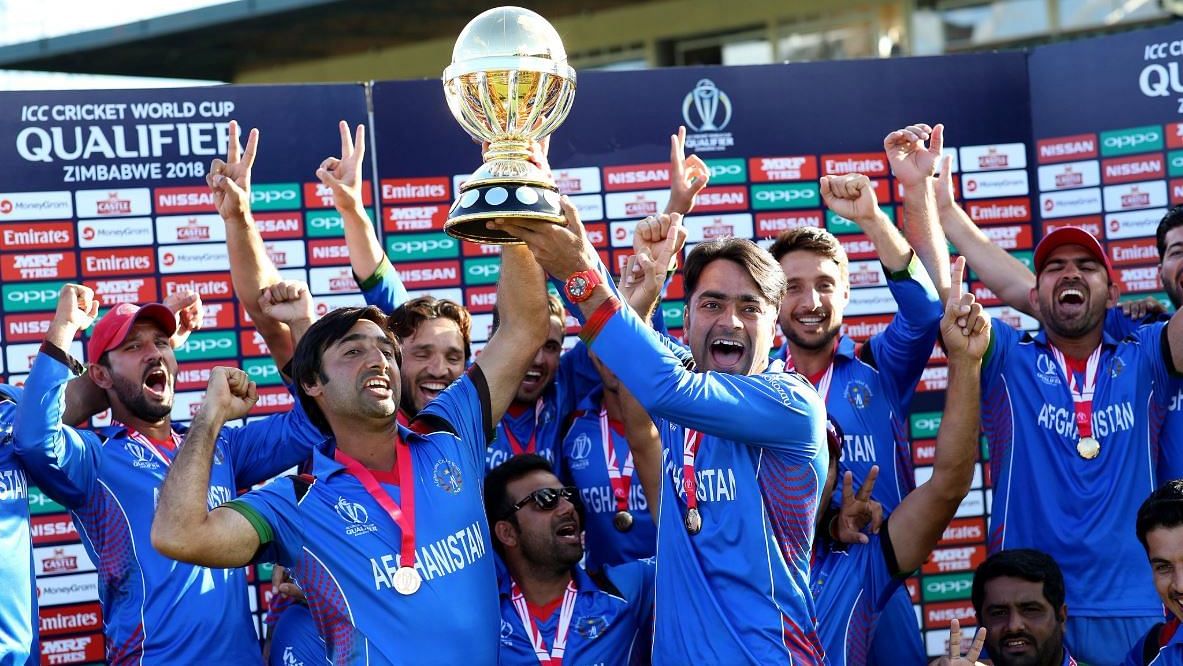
[
  {"x1": 966, "y1": 225, "x2": 1183, "y2": 663},
  {"x1": 14, "y1": 284, "x2": 327, "y2": 665}
]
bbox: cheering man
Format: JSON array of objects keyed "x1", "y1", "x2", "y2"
[
  {"x1": 151, "y1": 244, "x2": 550, "y2": 664},
  {"x1": 495, "y1": 201, "x2": 828, "y2": 662}
]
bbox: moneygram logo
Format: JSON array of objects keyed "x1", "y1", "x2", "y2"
[
  {"x1": 251, "y1": 183, "x2": 301, "y2": 211},
  {"x1": 0, "y1": 191, "x2": 73, "y2": 221},
  {"x1": 177, "y1": 331, "x2": 238, "y2": 361},
  {"x1": 387, "y1": 233, "x2": 459, "y2": 262},
  {"x1": 750, "y1": 183, "x2": 819, "y2": 210},
  {"x1": 4, "y1": 282, "x2": 65, "y2": 312},
  {"x1": 1100, "y1": 125, "x2": 1163, "y2": 157},
  {"x1": 682, "y1": 79, "x2": 732, "y2": 132}
]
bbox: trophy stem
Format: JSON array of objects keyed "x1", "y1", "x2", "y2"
[{"x1": 483, "y1": 139, "x2": 533, "y2": 164}]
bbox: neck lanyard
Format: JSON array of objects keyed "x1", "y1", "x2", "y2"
[
  {"x1": 785, "y1": 344, "x2": 836, "y2": 402},
  {"x1": 599, "y1": 408, "x2": 633, "y2": 513},
  {"x1": 503, "y1": 399, "x2": 544, "y2": 455},
  {"x1": 121, "y1": 423, "x2": 182, "y2": 468},
  {"x1": 682, "y1": 428, "x2": 705, "y2": 534},
  {"x1": 511, "y1": 579, "x2": 578, "y2": 665},
  {"x1": 334, "y1": 437, "x2": 421, "y2": 594},
  {"x1": 1050, "y1": 345, "x2": 1102, "y2": 435}
]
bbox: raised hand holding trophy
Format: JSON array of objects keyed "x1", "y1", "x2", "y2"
[{"x1": 442, "y1": 6, "x2": 577, "y2": 244}]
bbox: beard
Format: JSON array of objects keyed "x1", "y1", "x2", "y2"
[
  {"x1": 785, "y1": 321, "x2": 842, "y2": 352},
  {"x1": 109, "y1": 371, "x2": 172, "y2": 421}
]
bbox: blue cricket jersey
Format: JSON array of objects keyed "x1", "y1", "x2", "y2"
[
  {"x1": 268, "y1": 600, "x2": 330, "y2": 666},
  {"x1": 1123, "y1": 618, "x2": 1182, "y2": 666},
  {"x1": 14, "y1": 351, "x2": 326, "y2": 665},
  {"x1": 1103, "y1": 308, "x2": 1183, "y2": 485},
  {"x1": 226, "y1": 369, "x2": 499, "y2": 665},
  {"x1": 773, "y1": 254, "x2": 940, "y2": 512},
  {"x1": 811, "y1": 526, "x2": 904, "y2": 666},
  {"x1": 497, "y1": 559, "x2": 656, "y2": 666},
  {"x1": 357, "y1": 257, "x2": 410, "y2": 314},
  {"x1": 559, "y1": 389, "x2": 657, "y2": 571},
  {"x1": 586, "y1": 302, "x2": 828, "y2": 664},
  {"x1": 0, "y1": 387, "x2": 36, "y2": 666},
  {"x1": 982, "y1": 319, "x2": 1174, "y2": 617}
]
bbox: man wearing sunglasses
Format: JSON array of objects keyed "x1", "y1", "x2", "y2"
[
  {"x1": 485, "y1": 453, "x2": 655, "y2": 665},
  {"x1": 495, "y1": 200, "x2": 828, "y2": 662}
]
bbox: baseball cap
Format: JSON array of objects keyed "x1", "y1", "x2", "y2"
[
  {"x1": 1033, "y1": 226, "x2": 1112, "y2": 275},
  {"x1": 87, "y1": 303, "x2": 177, "y2": 361}
]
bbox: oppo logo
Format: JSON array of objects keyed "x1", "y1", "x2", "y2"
[
  {"x1": 252, "y1": 189, "x2": 297, "y2": 203},
  {"x1": 310, "y1": 216, "x2": 343, "y2": 230},
  {"x1": 390, "y1": 238, "x2": 455, "y2": 254},
  {"x1": 755, "y1": 189, "x2": 814, "y2": 202},
  {"x1": 710, "y1": 164, "x2": 742, "y2": 176},
  {"x1": 248, "y1": 363, "x2": 278, "y2": 379},
  {"x1": 467, "y1": 263, "x2": 499, "y2": 278},
  {"x1": 926, "y1": 579, "x2": 971, "y2": 594},
  {"x1": 7, "y1": 288, "x2": 57, "y2": 305},
  {"x1": 1103, "y1": 132, "x2": 1159, "y2": 149},
  {"x1": 185, "y1": 337, "x2": 233, "y2": 353}
]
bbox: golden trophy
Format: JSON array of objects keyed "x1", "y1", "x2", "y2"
[{"x1": 442, "y1": 6, "x2": 577, "y2": 244}]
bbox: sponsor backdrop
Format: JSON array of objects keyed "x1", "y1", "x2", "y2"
[{"x1": 1, "y1": 21, "x2": 1178, "y2": 662}]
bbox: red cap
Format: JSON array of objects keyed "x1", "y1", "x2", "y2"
[
  {"x1": 1033, "y1": 226, "x2": 1112, "y2": 275},
  {"x1": 86, "y1": 303, "x2": 177, "y2": 361}
]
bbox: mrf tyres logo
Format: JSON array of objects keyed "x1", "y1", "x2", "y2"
[{"x1": 681, "y1": 79, "x2": 734, "y2": 153}]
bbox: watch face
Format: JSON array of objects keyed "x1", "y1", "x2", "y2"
[{"x1": 569, "y1": 277, "x2": 587, "y2": 297}]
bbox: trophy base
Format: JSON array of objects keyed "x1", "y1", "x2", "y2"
[{"x1": 444, "y1": 181, "x2": 566, "y2": 245}]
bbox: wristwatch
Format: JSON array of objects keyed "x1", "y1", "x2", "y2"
[{"x1": 564, "y1": 269, "x2": 601, "y2": 303}]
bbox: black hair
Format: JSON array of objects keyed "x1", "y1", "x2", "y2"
[
  {"x1": 684, "y1": 237, "x2": 787, "y2": 308},
  {"x1": 971, "y1": 549, "x2": 1066, "y2": 618},
  {"x1": 289, "y1": 306, "x2": 399, "y2": 433},
  {"x1": 482, "y1": 453, "x2": 556, "y2": 555},
  {"x1": 388, "y1": 296, "x2": 473, "y2": 362},
  {"x1": 1157, "y1": 205, "x2": 1183, "y2": 263},
  {"x1": 1137, "y1": 479, "x2": 1183, "y2": 550}
]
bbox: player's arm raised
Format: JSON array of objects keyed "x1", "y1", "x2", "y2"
[
  {"x1": 152, "y1": 367, "x2": 262, "y2": 567},
  {"x1": 935, "y1": 154, "x2": 1037, "y2": 316},
  {"x1": 886, "y1": 257, "x2": 986, "y2": 573},
  {"x1": 885, "y1": 122, "x2": 951, "y2": 301},
  {"x1": 210, "y1": 121, "x2": 303, "y2": 369}
]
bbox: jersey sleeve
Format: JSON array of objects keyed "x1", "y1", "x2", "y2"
[
  {"x1": 418, "y1": 367, "x2": 492, "y2": 471},
  {"x1": 557, "y1": 342, "x2": 599, "y2": 420},
  {"x1": 586, "y1": 301, "x2": 824, "y2": 456},
  {"x1": 356, "y1": 256, "x2": 409, "y2": 313},
  {"x1": 219, "y1": 396, "x2": 328, "y2": 488},
  {"x1": 12, "y1": 351, "x2": 104, "y2": 509},
  {"x1": 1133, "y1": 321, "x2": 1182, "y2": 388},
  {"x1": 222, "y1": 476, "x2": 304, "y2": 567},
  {"x1": 981, "y1": 317, "x2": 1021, "y2": 383},
  {"x1": 865, "y1": 254, "x2": 942, "y2": 409}
]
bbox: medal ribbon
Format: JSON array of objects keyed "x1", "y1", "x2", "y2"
[
  {"x1": 335, "y1": 439, "x2": 416, "y2": 570},
  {"x1": 1050, "y1": 345, "x2": 1102, "y2": 439},
  {"x1": 510, "y1": 580, "x2": 578, "y2": 665},
  {"x1": 503, "y1": 399, "x2": 544, "y2": 455},
  {"x1": 599, "y1": 408, "x2": 634, "y2": 514},
  {"x1": 682, "y1": 428, "x2": 704, "y2": 512},
  {"x1": 784, "y1": 347, "x2": 836, "y2": 402},
  {"x1": 122, "y1": 423, "x2": 183, "y2": 468}
]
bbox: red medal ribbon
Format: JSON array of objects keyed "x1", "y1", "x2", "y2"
[
  {"x1": 334, "y1": 438, "x2": 416, "y2": 570},
  {"x1": 503, "y1": 399, "x2": 544, "y2": 456},
  {"x1": 785, "y1": 343, "x2": 836, "y2": 402},
  {"x1": 1050, "y1": 345, "x2": 1101, "y2": 439},
  {"x1": 599, "y1": 408, "x2": 633, "y2": 514},
  {"x1": 510, "y1": 579, "x2": 578, "y2": 665},
  {"x1": 682, "y1": 428, "x2": 704, "y2": 512}
]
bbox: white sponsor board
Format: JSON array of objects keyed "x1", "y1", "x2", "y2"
[
  {"x1": 37, "y1": 572, "x2": 100, "y2": 606},
  {"x1": 1037, "y1": 160, "x2": 1101, "y2": 191},
  {"x1": 961, "y1": 169, "x2": 1029, "y2": 199},
  {"x1": 74, "y1": 187, "x2": 152, "y2": 218},
  {"x1": 959, "y1": 143, "x2": 1027, "y2": 172},
  {"x1": 1040, "y1": 188, "x2": 1102, "y2": 218},
  {"x1": 0, "y1": 190, "x2": 73, "y2": 221}
]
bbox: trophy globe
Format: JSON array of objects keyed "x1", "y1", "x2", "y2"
[{"x1": 442, "y1": 6, "x2": 577, "y2": 244}]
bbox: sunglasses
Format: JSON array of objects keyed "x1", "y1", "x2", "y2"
[{"x1": 505, "y1": 486, "x2": 580, "y2": 518}]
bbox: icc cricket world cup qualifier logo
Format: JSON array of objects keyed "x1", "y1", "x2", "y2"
[{"x1": 682, "y1": 79, "x2": 732, "y2": 133}]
